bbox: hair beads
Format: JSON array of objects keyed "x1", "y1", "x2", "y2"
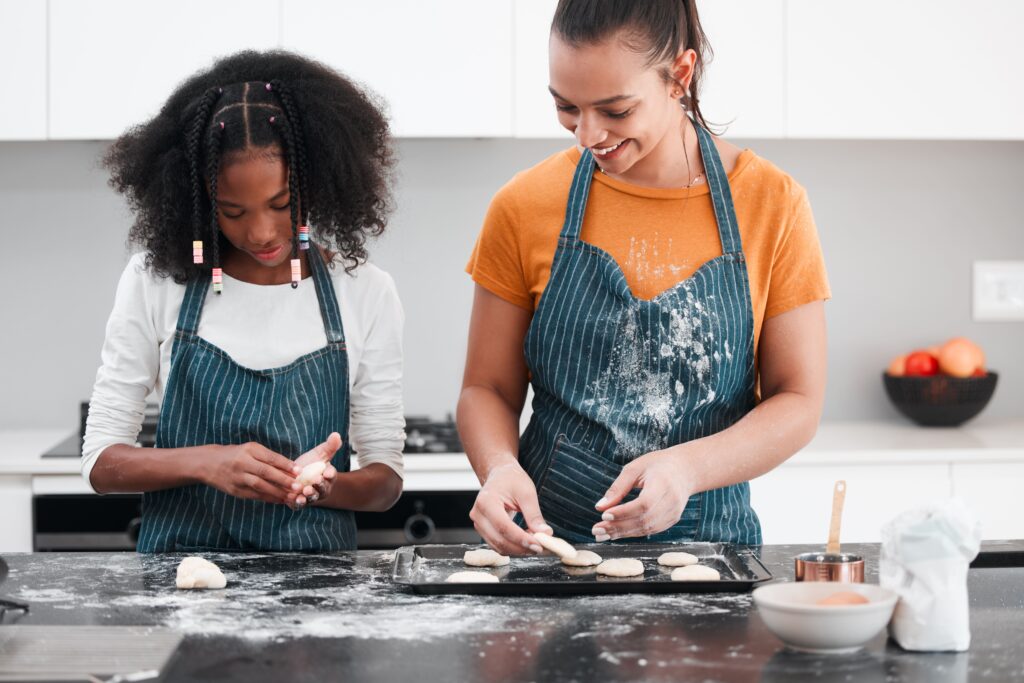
[
  {"x1": 291, "y1": 259, "x2": 301, "y2": 288},
  {"x1": 212, "y1": 267, "x2": 223, "y2": 293},
  {"x1": 298, "y1": 226, "x2": 310, "y2": 250},
  {"x1": 193, "y1": 240, "x2": 204, "y2": 264}
]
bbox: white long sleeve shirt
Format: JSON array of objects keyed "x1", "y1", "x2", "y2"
[{"x1": 82, "y1": 252, "x2": 405, "y2": 490}]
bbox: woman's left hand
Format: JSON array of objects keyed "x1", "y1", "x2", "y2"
[
  {"x1": 287, "y1": 432, "x2": 342, "y2": 510},
  {"x1": 590, "y1": 447, "x2": 698, "y2": 541}
]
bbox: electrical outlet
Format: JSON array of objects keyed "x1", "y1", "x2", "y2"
[{"x1": 973, "y1": 261, "x2": 1024, "y2": 321}]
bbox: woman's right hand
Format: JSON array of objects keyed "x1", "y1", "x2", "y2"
[
  {"x1": 202, "y1": 442, "x2": 298, "y2": 505},
  {"x1": 469, "y1": 462, "x2": 552, "y2": 556}
]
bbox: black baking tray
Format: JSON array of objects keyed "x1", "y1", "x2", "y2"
[{"x1": 392, "y1": 543, "x2": 772, "y2": 595}]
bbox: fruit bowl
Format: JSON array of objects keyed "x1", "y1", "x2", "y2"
[{"x1": 882, "y1": 372, "x2": 998, "y2": 427}]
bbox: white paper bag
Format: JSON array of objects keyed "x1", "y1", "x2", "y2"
[{"x1": 880, "y1": 499, "x2": 982, "y2": 652}]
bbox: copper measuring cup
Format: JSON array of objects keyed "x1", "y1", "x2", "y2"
[{"x1": 794, "y1": 480, "x2": 865, "y2": 582}]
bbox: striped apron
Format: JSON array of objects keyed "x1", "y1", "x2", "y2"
[
  {"x1": 519, "y1": 124, "x2": 762, "y2": 545},
  {"x1": 137, "y1": 245, "x2": 356, "y2": 552}
]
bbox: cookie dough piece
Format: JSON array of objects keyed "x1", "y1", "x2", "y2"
[
  {"x1": 533, "y1": 532, "x2": 578, "y2": 560},
  {"x1": 670, "y1": 564, "x2": 721, "y2": 581},
  {"x1": 176, "y1": 556, "x2": 227, "y2": 590},
  {"x1": 445, "y1": 571, "x2": 500, "y2": 584},
  {"x1": 562, "y1": 549, "x2": 602, "y2": 567},
  {"x1": 296, "y1": 460, "x2": 328, "y2": 487},
  {"x1": 463, "y1": 548, "x2": 511, "y2": 567},
  {"x1": 658, "y1": 551, "x2": 699, "y2": 567},
  {"x1": 595, "y1": 558, "x2": 645, "y2": 577}
]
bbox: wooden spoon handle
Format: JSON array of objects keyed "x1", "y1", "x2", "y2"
[{"x1": 826, "y1": 480, "x2": 846, "y2": 555}]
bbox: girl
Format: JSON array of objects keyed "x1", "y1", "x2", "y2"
[
  {"x1": 82, "y1": 50, "x2": 405, "y2": 552},
  {"x1": 460, "y1": 0, "x2": 830, "y2": 553}
]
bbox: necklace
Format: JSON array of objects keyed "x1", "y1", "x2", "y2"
[{"x1": 594, "y1": 120, "x2": 705, "y2": 189}]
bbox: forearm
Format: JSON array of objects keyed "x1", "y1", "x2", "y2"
[
  {"x1": 317, "y1": 463, "x2": 402, "y2": 512},
  {"x1": 678, "y1": 390, "x2": 822, "y2": 493},
  {"x1": 457, "y1": 385, "x2": 524, "y2": 485},
  {"x1": 89, "y1": 443, "x2": 213, "y2": 494}
]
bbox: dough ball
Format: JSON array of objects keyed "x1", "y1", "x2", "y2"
[
  {"x1": 296, "y1": 460, "x2": 328, "y2": 487},
  {"x1": 533, "y1": 532, "x2": 578, "y2": 560},
  {"x1": 445, "y1": 571, "x2": 500, "y2": 584},
  {"x1": 561, "y1": 550, "x2": 602, "y2": 567},
  {"x1": 816, "y1": 591, "x2": 869, "y2": 606},
  {"x1": 670, "y1": 564, "x2": 721, "y2": 582},
  {"x1": 463, "y1": 549, "x2": 510, "y2": 567},
  {"x1": 658, "y1": 551, "x2": 699, "y2": 567},
  {"x1": 176, "y1": 556, "x2": 226, "y2": 590},
  {"x1": 595, "y1": 558, "x2": 645, "y2": 577}
]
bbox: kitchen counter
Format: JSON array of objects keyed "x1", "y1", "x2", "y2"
[{"x1": 1, "y1": 544, "x2": 1022, "y2": 682}]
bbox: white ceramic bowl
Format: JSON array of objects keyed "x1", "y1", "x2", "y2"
[{"x1": 752, "y1": 582, "x2": 897, "y2": 654}]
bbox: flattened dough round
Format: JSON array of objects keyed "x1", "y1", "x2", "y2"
[
  {"x1": 533, "y1": 532, "x2": 577, "y2": 560},
  {"x1": 445, "y1": 571, "x2": 500, "y2": 584},
  {"x1": 463, "y1": 549, "x2": 510, "y2": 567},
  {"x1": 176, "y1": 556, "x2": 226, "y2": 590},
  {"x1": 595, "y1": 558, "x2": 645, "y2": 577},
  {"x1": 561, "y1": 549, "x2": 602, "y2": 567},
  {"x1": 658, "y1": 551, "x2": 699, "y2": 567},
  {"x1": 670, "y1": 564, "x2": 721, "y2": 581},
  {"x1": 296, "y1": 460, "x2": 328, "y2": 486}
]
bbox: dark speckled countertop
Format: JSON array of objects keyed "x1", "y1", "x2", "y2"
[{"x1": 1, "y1": 544, "x2": 1022, "y2": 682}]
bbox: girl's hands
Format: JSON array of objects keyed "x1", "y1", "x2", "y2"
[
  {"x1": 204, "y1": 442, "x2": 299, "y2": 505},
  {"x1": 469, "y1": 462, "x2": 552, "y2": 556},
  {"x1": 287, "y1": 432, "x2": 342, "y2": 509},
  {"x1": 590, "y1": 448, "x2": 698, "y2": 541}
]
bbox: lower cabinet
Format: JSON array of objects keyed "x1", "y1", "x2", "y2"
[
  {"x1": 950, "y1": 463, "x2": 1024, "y2": 541},
  {"x1": 0, "y1": 476, "x2": 33, "y2": 552}
]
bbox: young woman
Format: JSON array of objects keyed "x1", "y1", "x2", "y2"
[
  {"x1": 82, "y1": 51, "x2": 405, "y2": 552},
  {"x1": 459, "y1": 0, "x2": 830, "y2": 554}
]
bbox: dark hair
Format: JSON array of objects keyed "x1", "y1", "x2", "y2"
[
  {"x1": 552, "y1": 0, "x2": 717, "y2": 132},
  {"x1": 104, "y1": 50, "x2": 395, "y2": 283}
]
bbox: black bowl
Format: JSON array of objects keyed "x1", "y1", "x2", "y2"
[{"x1": 882, "y1": 372, "x2": 998, "y2": 427}]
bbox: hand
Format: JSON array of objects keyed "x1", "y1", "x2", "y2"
[
  {"x1": 469, "y1": 462, "x2": 553, "y2": 556},
  {"x1": 590, "y1": 448, "x2": 697, "y2": 541},
  {"x1": 286, "y1": 432, "x2": 342, "y2": 510},
  {"x1": 204, "y1": 442, "x2": 298, "y2": 505}
]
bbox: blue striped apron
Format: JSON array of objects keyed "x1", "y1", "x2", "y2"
[
  {"x1": 519, "y1": 124, "x2": 762, "y2": 545},
  {"x1": 137, "y1": 245, "x2": 356, "y2": 552}
]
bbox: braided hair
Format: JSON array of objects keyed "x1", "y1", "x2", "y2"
[{"x1": 104, "y1": 50, "x2": 394, "y2": 286}]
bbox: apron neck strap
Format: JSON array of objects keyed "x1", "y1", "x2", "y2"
[
  {"x1": 558, "y1": 149, "x2": 597, "y2": 242},
  {"x1": 176, "y1": 244, "x2": 346, "y2": 344}
]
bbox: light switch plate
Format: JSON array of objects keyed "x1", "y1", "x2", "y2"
[{"x1": 973, "y1": 261, "x2": 1024, "y2": 321}]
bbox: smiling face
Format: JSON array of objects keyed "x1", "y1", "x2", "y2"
[
  {"x1": 549, "y1": 30, "x2": 694, "y2": 184},
  {"x1": 213, "y1": 148, "x2": 296, "y2": 281}
]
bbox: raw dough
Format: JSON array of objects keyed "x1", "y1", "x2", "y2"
[
  {"x1": 533, "y1": 532, "x2": 578, "y2": 560},
  {"x1": 296, "y1": 460, "x2": 328, "y2": 487},
  {"x1": 445, "y1": 571, "x2": 500, "y2": 584},
  {"x1": 463, "y1": 549, "x2": 510, "y2": 567},
  {"x1": 670, "y1": 564, "x2": 721, "y2": 581},
  {"x1": 658, "y1": 551, "x2": 699, "y2": 567},
  {"x1": 176, "y1": 556, "x2": 227, "y2": 590},
  {"x1": 595, "y1": 558, "x2": 645, "y2": 577},
  {"x1": 562, "y1": 550, "x2": 602, "y2": 567}
]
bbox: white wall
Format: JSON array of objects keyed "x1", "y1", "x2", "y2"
[{"x1": 0, "y1": 137, "x2": 1022, "y2": 430}]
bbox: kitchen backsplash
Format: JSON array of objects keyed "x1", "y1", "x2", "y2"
[{"x1": 0, "y1": 137, "x2": 1021, "y2": 429}]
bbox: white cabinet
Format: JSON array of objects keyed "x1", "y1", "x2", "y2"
[
  {"x1": 0, "y1": 476, "x2": 33, "y2": 552},
  {"x1": 786, "y1": 0, "x2": 1024, "y2": 139},
  {"x1": 951, "y1": 463, "x2": 1024, "y2": 540},
  {"x1": 697, "y1": 0, "x2": 785, "y2": 138},
  {"x1": 282, "y1": 1, "x2": 514, "y2": 138},
  {"x1": 512, "y1": 0, "x2": 567, "y2": 139},
  {"x1": 751, "y1": 463, "x2": 952, "y2": 545},
  {"x1": 0, "y1": 0, "x2": 47, "y2": 140},
  {"x1": 48, "y1": 0, "x2": 278, "y2": 140}
]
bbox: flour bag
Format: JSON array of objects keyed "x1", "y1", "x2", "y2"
[{"x1": 880, "y1": 499, "x2": 982, "y2": 651}]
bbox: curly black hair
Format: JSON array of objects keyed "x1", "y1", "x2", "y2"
[{"x1": 104, "y1": 50, "x2": 395, "y2": 283}]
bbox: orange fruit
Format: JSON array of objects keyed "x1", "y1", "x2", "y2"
[
  {"x1": 887, "y1": 355, "x2": 907, "y2": 376},
  {"x1": 938, "y1": 337, "x2": 985, "y2": 378}
]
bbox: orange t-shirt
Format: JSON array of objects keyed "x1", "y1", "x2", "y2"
[{"x1": 466, "y1": 146, "x2": 830, "y2": 359}]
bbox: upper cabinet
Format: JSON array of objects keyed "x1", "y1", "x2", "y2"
[
  {"x1": 511, "y1": 0, "x2": 785, "y2": 139},
  {"x1": 282, "y1": 1, "x2": 513, "y2": 138},
  {"x1": 49, "y1": 0, "x2": 278, "y2": 140},
  {"x1": 787, "y1": 0, "x2": 1024, "y2": 139},
  {"x1": 0, "y1": 0, "x2": 47, "y2": 140}
]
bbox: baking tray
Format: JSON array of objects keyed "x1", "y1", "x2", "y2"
[{"x1": 392, "y1": 543, "x2": 772, "y2": 595}]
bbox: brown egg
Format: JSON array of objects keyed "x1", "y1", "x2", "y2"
[{"x1": 816, "y1": 591, "x2": 870, "y2": 606}]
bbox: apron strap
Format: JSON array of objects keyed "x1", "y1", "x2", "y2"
[
  {"x1": 173, "y1": 244, "x2": 346, "y2": 345},
  {"x1": 558, "y1": 149, "x2": 597, "y2": 242},
  {"x1": 694, "y1": 123, "x2": 744, "y2": 255}
]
